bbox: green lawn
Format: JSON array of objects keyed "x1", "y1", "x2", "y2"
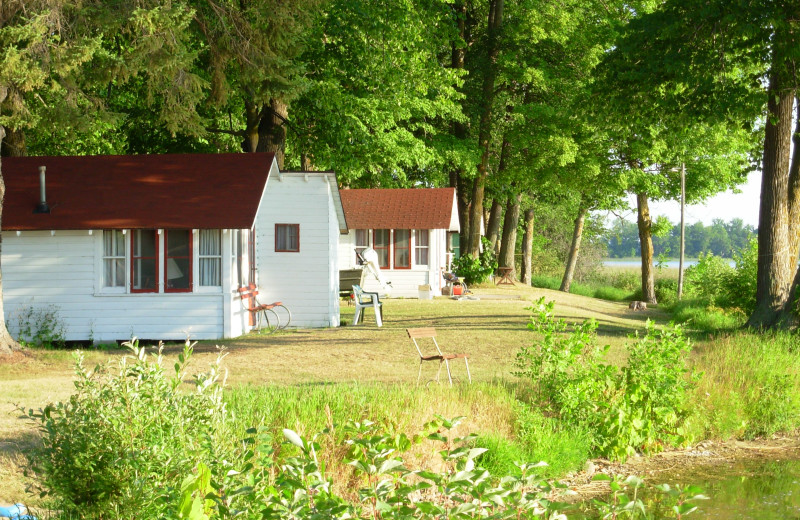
[{"x1": 0, "y1": 282, "x2": 665, "y2": 503}]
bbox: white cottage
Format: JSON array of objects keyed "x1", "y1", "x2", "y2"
[
  {"x1": 338, "y1": 188, "x2": 460, "y2": 297},
  {"x1": 1, "y1": 153, "x2": 346, "y2": 342}
]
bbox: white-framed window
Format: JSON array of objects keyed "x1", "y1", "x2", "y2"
[
  {"x1": 198, "y1": 230, "x2": 222, "y2": 287},
  {"x1": 414, "y1": 230, "x2": 429, "y2": 265},
  {"x1": 232, "y1": 229, "x2": 251, "y2": 287},
  {"x1": 103, "y1": 230, "x2": 126, "y2": 288},
  {"x1": 355, "y1": 229, "x2": 369, "y2": 262},
  {"x1": 373, "y1": 229, "x2": 391, "y2": 268}
]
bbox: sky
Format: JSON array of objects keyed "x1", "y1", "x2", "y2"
[{"x1": 621, "y1": 170, "x2": 762, "y2": 228}]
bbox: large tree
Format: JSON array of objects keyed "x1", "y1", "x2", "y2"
[
  {"x1": 0, "y1": 1, "x2": 209, "y2": 354},
  {"x1": 601, "y1": 0, "x2": 799, "y2": 325}
]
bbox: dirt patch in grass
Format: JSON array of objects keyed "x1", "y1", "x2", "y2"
[{"x1": 0, "y1": 351, "x2": 30, "y2": 366}]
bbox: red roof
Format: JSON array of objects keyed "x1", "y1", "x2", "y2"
[
  {"x1": 2, "y1": 153, "x2": 275, "y2": 230},
  {"x1": 340, "y1": 188, "x2": 458, "y2": 230}
]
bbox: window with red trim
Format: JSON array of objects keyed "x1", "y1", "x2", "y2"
[
  {"x1": 165, "y1": 230, "x2": 192, "y2": 292},
  {"x1": 373, "y1": 229, "x2": 390, "y2": 268},
  {"x1": 393, "y1": 229, "x2": 411, "y2": 269},
  {"x1": 131, "y1": 230, "x2": 158, "y2": 293},
  {"x1": 275, "y1": 224, "x2": 300, "y2": 252}
]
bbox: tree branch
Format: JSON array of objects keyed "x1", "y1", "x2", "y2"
[{"x1": 206, "y1": 127, "x2": 246, "y2": 137}]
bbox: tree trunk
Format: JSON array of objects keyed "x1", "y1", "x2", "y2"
[
  {"x1": 242, "y1": 100, "x2": 262, "y2": 153},
  {"x1": 1, "y1": 127, "x2": 26, "y2": 157},
  {"x1": 560, "y1": 203, "x2": 588, "y2": 292},
  {"x1": 637, "y1": 192, "x2": 657, "y2": 304},
  {"x1": 468, "y1": 0, "x2": 503, "y2": 257},
  {"x1": 785, "y1": 95, "x2": 800, "y2": 279},
  {"x1": 486, "y1": 199, "x2": 503, "y2": 253},
  {"x1": 449, "y1": 0, "x2": 471, "y2": 255},
  {"x1": 0, "y1": 119, "x2": 22, "y2": 355},
  {"x1": 747, "y1": 77, "x2": 796, "y2": 328},
  {"x1": 498, "y1": 192, "x2": 521, "y2": 277},
  {"x1": 257, "y1": 98, "x2": 288, "y2": 169},
  {"x1": 781, "y1": 96, "x2": 800, "y2": 327},
  {"x1": 520, "y1": 207, "x2": 534, "y2": 285}
]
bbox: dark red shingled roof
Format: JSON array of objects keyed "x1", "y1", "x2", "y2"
[
  {"x1": 2, "y1": 153, "x2": 275, "y2": 231},
  {"x1": 340, "y1": 188, "x2": 457, "y2": 230}
]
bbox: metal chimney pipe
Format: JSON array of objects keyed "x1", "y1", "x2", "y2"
[{"x1": 35, "y1": 165, "x2": 50, "y2": 214}]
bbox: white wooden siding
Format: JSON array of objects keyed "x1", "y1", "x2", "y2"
[
  {"x1": 2, "y1": 231, "x2": 225, "y2": 342},
  {"x1": 254, "y1": 173, "x2": 339, "y2": 327}
]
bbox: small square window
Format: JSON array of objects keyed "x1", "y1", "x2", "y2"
[{"x1": 275, "y1": 224, "x2": 300, "y2": 252}]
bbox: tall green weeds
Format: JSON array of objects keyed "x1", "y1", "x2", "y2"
[
  {"x1": 515, "y1": 298, "x2": 695, "y2": 460},
  {"x1": 693, "y1": 332, "x2": 800, "y2": 439}
]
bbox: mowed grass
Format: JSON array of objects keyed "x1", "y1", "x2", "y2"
[{"x1": 0, "y1": 283, "x2": 664, "y2": 503}]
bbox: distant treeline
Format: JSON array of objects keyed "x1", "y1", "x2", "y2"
[{"x1": 606, "y1": 218, "x2": 756, "y2": 259}]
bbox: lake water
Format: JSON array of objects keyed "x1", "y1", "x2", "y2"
[{"x1": 577, "y1": 456, "x2": 800, "y2": 519}]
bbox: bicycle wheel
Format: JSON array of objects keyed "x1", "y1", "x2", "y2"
[
  {"x1": 273, "y1": 304, "x2": 292, "y2": 330},
  {"x1": 256, "y1": 308, "x2": 280, "y2": 334}
]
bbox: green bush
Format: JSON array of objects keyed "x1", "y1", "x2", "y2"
[
  {"x1": 684, "y1": 253, "x2": 733, "y2": 304},
  {"x1": 26, "y1": 341, "x2": 230, "y2": 519},
  {"x1": 655, "y1": 279, "x2": 678, "y2": 305},
  {"x1": 452, "y1": 237, "x2": 498, "y2": 285},
  {"x1": 12, "y1": 303, "x2": 66, "y2": 349},
  {"x1": 25, "y1": 341, "x2": 704, "y2": 519},
  {"x1": 718, "y1": 238, "x2": 757, "y2": 313},
  {"x1": 515, "y1": 298, "x2": 695, "y2": 460}
]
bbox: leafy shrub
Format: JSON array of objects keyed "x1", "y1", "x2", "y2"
[
  {"x1": 718, "y1": 238, "x2": 757, "y2": 313},
  {"x1": 26, "y1": 341, "x2": 229, "y2": 519},
  {"x1": 26, "y1": 344, "x2": 705, "y2": 519},
  {"x1": 684, "y1": 253, "x2": 733, "y2": 304},
  {"x1": 12, "y1": 303, "x2": 66, "y2": 348},
  {"x1": 655, "y1": 279, "x2": 678, "y2": 305},
  {"x1": 451, "y1": 237, "x2": 498, "y2": 284},
  {"x1": 515, "y1": 298, "x2": 695, "y2": 460}
]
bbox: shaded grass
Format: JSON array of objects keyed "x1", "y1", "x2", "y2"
[{"x1": 664, "y1": 299, "x2": 746, "y2": 333}]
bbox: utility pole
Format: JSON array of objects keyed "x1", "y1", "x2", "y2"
[{"x1": 677, "y1": 162, "x2": 686, "y2": 300}]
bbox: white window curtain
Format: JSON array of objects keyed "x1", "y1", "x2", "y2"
[
  {"x1": 199, "y1": 230, "x2": 222, "y2": 286},
  {"x1": 103, "y1": 230, "x2": 125, "y2": 287},
  {"x1": 414, "y1": 230, "x2": 429, "y2": 266}
]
